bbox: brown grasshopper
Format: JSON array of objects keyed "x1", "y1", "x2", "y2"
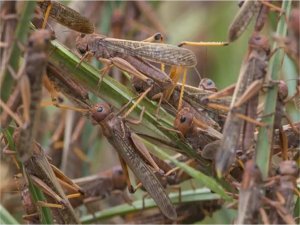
[
  {"x1": 70, "y1": 166, "x2": 127, "y2": 208},
  {"x1": 263, "y1": 160, "x2": 299, "y2": 224},
  {"x1": 37, "y1": 0, "x2": 94, "y2": 33},
  {"x1": 21, "y1": 184, "x2": 40, "y2": 223},
  {"x1": 76, "y1": 32, "x2": 227, "y2": 113},
  {"x1": 215, "y1": 33, "x2": 270, "y2": 177},
  {"x1": 90, "y1": 102, "x2": 177, "y2": 220},
  {"x1": 174, "y1": 106, "x2": 223, "y2": 157},
  {"x1": 236, "y1": 159, "x2": 263, "y2": 224},
  {"x1": 268, "y1": 160, "x2": 299, "y2": 224},
  {"x1": 75, "y1": 33, "x2": 197, "y2": 76},
  {"x1": 228, "y1": 0, "x2": 283, "y2": 42},
  {"x1": 133, "y1": 75, "x2": 223, "y2": 132},
  {"x1": 15, "y1": 29, "x2": 52, "y2": 161},
  {"x1": 14, "y1": 132, "x2": 80, "y2": 224},
  {"x1": 46, "y1": 62, "x2": 91, "y2": 110},
  {"x1": 274, "y1": 8, "x2": 300, "y2": 72},
  {"x1": 9, "y1": 30, "x2": 80, "y2": 223}
]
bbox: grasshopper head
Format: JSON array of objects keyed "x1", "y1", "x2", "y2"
[
  {"x1": 28, "y1": 29, "x2": 53, "y2": 52},
  {"x1": 76, "y1": 33, "x2": 90, "y2": 55},
  {"x1": 91, "y1": 102, "x2": 111, "y2": 123},
  {"x1": 248, "y1": 33, "x2": 270, "y2": 55},
  {"x1": 174, "y1": 107, "x2": 194, "y2": 136},
  {"x1": 199, "y1": 78, "x2": 217, "y2": 92}
]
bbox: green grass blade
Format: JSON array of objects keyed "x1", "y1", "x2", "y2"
[
  {"x1": 144, "y1": 138, "x2": 232, "y2": 201},
  {"x1": 255, "y1": 0, "x2": 292, "y2": 179},
  {"x1": 80, "y1": 188, "x2": 220, "y2": 223},
  {"x1": 0, "y1": 1, "x2": 36, "y2": 101},
  {"x1": 27, "y1": 179, "x2": 53, "y2": 224},
  {"x1": 0, "y1": 204, "x2": 19, "y2": 224},
  {"x1": 2, "y1": 128, "x2": 53, "y2": 224}
]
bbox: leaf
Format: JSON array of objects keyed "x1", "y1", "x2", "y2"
[
  {"x1": 80, "y1": 188, "x2": 220, "y2": 223},
  {"x1": 144, "y1": 138, "x2": 232, "y2": 201}
]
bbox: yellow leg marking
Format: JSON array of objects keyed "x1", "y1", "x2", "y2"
[
  {"x1": 161, "y1": 63, "x2": 165, "y2": 72},
  {"x1": 178, "y1": 69, "x2": 187, "y2": 110},
  {"x1": 122, "y1": 86, "x2": 152, "y2": 119},
  {"x1": 42, "y1": 2, "x2": 52, "y2": 29},
  {"x1": 43, "y1": 76, "x2": 59, "y2": 102},
  {"x1": 40, "y1": 101, "x2": 88, "y2": 113},
  {"x1": 73, "y1": 146, "x2": 90, "y2": 162},
  {"x1": 66, "y1": 193, "x2": 81, "y2": 199},
  {"x1": 178, "y1": 41, "x2": 229, "y2": 47},
  {"x1": 207, "y1": 103, "x2": 267, "y2": 127},
  {"x1": 37, "y1": 201, "x2": 63, "y2": 209}
]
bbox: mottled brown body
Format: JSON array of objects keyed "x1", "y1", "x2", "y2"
[
  {"x1": 216, "y1": 34, "x2": 270, "y2": 175},
  {"x1": 76, "y1": 34, "x2": 197, "y2": 67},
  {"x1": 277, "y1": 161, "x2": 299, "y2": 219},
  {"x1": 21, "y1": 186, "x2": 40, "y2": 224},
  {"x1": 70, "y1": 166, "x2": 127, "y2": 207},
  {"x1": 16, "y1": 30, "x2": 51, "y2": 162},
  {"x1": 228, "y1": 0, "x2": 262, "y2": 42},
  {"x1": 20, "y1": 139, "x2": 79, "y2": 223},
  {"x1": 46, "y1": 63, "x2": 90, "y2": 109},
  {"x1": 287, "y1": 9, "x2": 300, "y2": 70},
  {"x1": 237, "y1": 160, "x2": 262, "y2": 224},
  {"x1": 174, "y1": 107, "x2": 222, "y2": 154},
  {"x1": 91, "y1": 103, "x2": 177, "y2": 220},
  {"x1": 37, "y1": 0, "x2": 94, "y2": 33}
]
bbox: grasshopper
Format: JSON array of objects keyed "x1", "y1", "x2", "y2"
[
  {"x1": 37, "y1": 0, "x2": 94, "y2": 33},
  {"x1": 228, "y1": 0, "x2": 283, "y2": 42},
  {"x1": 215, "y1": 33, "x2": 270, "y2": 176},
  {"x1": 90, "y1": 102, "x2": 177, "y2": 220},
  {"x1": 10, "y1": 30, "x2": 80, "y2": 223},
  {"x1": 236, "y1": 160, "x2": 263, "y2": 224},
  {"x1": 172, "y1": 105, "x2": 223, "y2": 176},
  {"x1": 76, "y1": 33, "x2": 197, "y2": 68},
  {"x1": 70, "y1": 166, "x2": 127, "y2": 208},
  {"x1": 75, "y1": 33, "x2": 198, "y2": 111}
]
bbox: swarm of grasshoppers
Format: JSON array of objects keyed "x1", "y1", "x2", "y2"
[{"x1": 0, "y1": 1, "x2": 299, "y2": 224}]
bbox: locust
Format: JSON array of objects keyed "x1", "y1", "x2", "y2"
[
  {"x1": 76, "y1": 33, "x2": 227, "y2": 111},
  {"x1": 70, "y1": 166, "x2": 127, "y2": 208},
  {"x1": 172, "y1": 106, "x2": 223, "y2": 175},
  {"x1": 76, "y1": 33, "x2": 197, "y2": 68},
  {"x1": 262, "y1": 160, "x2": 298, "y2": 224},
  {"x1": 274, "y1": 8, "x2": 300, "y2": 72},
  {"x1": 228, "y1": 0, "x2": 283, "y2": 42},
  {"x1": 236, "y1": 160, "x2": 263, "y2": 224},
  {"x1": 10, "y1": 30, "x2": 80, "y2": 223},
  {"x1": 274, "y1": 160, "x2": 299, "y2": 224},
  {"x1": 90, "y1": 102, "x2": 177, "y2": 220},
  {"x1": 133, "y1": 75, "x2": 223, "y2": 130},
  {"x1": 215, "y1": 33, "x2": 270, "y2": 177},
  {"x1": 37, "y1": 0, "x2": 94, "y2": 33},
  {"x1": 15, "y1": 29, "x2": 52, "y2": 161},
  {"x1": 75, "y1": 32, "x2": 197, "y2": 99}
]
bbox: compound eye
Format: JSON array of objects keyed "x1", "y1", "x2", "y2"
[
  {"x1": 180, "y1": 116, "x2": 186, "y2": 123},
  {"x1": 254, "y1": 35, "x2": 261, "y2": 41},
  {"x1": 78, "y1": 48, "x2": 86, "y2": 55},
  {"x1": 28, "y1": 40, "x2": 34, "y2": 47},
  {"x1": 97, "y1": 106, "x2": 104, "y2": 113},
  {"x1": 207, "y1": 79, "x2": 213, "y2": 86}
]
